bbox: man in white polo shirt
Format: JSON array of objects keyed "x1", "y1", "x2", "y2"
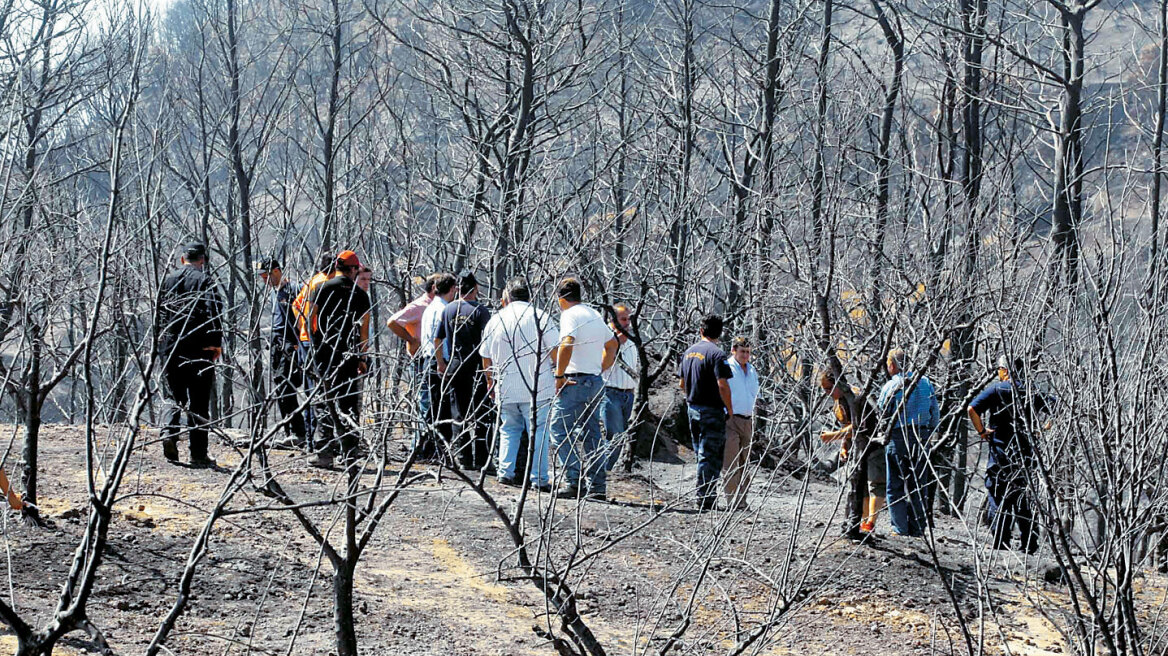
[
  {"x1": 722, "y1": 336, "x2": 759, "y2": 510},
  {"x1": 550, "y1": 277, "x2": 619, "y2": 500},
  {"x1": 602, "y1": 303, "x2": 639, "y2": 471},
  {"x1": 480, "y1": 277, "x2": 558, "y2": 491},
  {"x1": 417, "y1": 273, "x2": 457, "y2": 462}
]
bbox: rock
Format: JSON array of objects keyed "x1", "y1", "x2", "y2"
[{"x1": 1042, "y1": 564, "x2": 1069, "y2": 585}]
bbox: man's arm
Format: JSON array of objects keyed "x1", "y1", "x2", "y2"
[
  {"x1": 717, "y1": 378, "x2": 733, "y2": 416},
  {"x1": 601, "y1": 336, "x2": 619, "y2": 371},
  {"x1": 968, "y1": 407, "x2": 991, "y2": 439},
  {"x1": 435, "y1": 337, "x2": 447, "y2": 373},
  {"x1": 554, "y1": 337, "x2": 575, "y2": 391},
  {"x1": 387, "y1": 319, "x2": 419, "y2": 349},
  {"x1": 482, "y1": 356, "x2": 494, "y2": 394}
]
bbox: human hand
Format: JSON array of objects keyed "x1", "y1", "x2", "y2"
[
  {"x1": 839, "y1": 446, "x2": 848, "y2": 461},
  {"x1": 357, "y1": 359, "x2": 369, "y2": 375},
  {"x1": 205, "y1": 346, "x2": 222, "y2": 361},
  {"x1": 555, "y1": 376, "x2": 575, "y2": 393}
]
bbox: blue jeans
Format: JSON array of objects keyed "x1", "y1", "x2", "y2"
[
  {"x1": 602, "y1": 388, "x2": 634, "y2": 471},
  {"x1": 886, "y1": 425, "x2": 931, "y2": 536},
  {"x1": 412, "y1": 357, "x2": 433, "y2": 456},
  {"x1": 498, "y1": 401, "x2": 551, "y2": 485},
  {"x1": 550, "y1": 374, "x2": 606, "y2": 493},
  {"x1": 688, "y1": 405, "x2": 727, "y2": 509}
]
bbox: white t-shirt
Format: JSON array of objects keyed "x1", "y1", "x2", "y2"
[
  {"x1": 479, "y1": 301, "x2": 559, "y2": 404},
  {"x1": 419, "y1": 296, "x2": 448, "y2": 358},
  {"x1": 559, "y1": 304, "x2": 611, "y2": 376},
  {"x1": 603, "y1": 338, "x2": 640, "y2": 390}
]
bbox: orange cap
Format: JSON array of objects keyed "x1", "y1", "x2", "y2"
[{"x1": 337, "y1": 250, "x2": 362, "y2": 268}]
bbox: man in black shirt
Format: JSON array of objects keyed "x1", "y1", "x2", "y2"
[
  {"x1": 157, "y1": 242, "x2": 224, "y2": 467},
  {"x1": 308, "y1": 250, "x2": 372, "y2": 469},
  {"x1": 435, "y1": 271, "x2": 493, "y2": 471},
  {"x1": 678, "y1": 314, "x2": 734, "y2": 511},
  {"x1": 256, "y1": 258, "x2": 308, "y2": 448}
]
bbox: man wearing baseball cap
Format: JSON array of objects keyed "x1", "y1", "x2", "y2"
[
  {"x1": 256, "y1": 258, "x2": 309, "y2": 449},
  {"x1": 307, "y1": 250, "x2": 372, "y2": 468},
  {"x1": 157, "y1": 242, "x2": 224, "y2": 467}
]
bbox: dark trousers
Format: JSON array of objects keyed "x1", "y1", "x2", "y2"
[
  {"x1": 316, "y1": 365, "x2": 362, "y2": 460},
  {"x1": 448, "y1": 363, "x2": 492, "y2": 470},
  {"x1": 162, "y1": 356, "x2": 214, "y2": 459},
  {"x1": 272, "y1": 345, "x2": 307, "y2": 439},
  {"x1": 688, "y1": 405, "x2": 727, "y2": 510},
  {"x1": 986, "y1": 456, "x2": 1038, "y2": 553},
  {"x1": 426, "y1": 366, "x2": 453, "y2": 460}
]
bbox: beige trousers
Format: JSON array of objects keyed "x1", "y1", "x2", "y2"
[{"x1": 722, "y1": 415, "x2": 754, "y2": 505}]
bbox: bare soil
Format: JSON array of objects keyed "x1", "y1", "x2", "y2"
[{"x1": 0, "y1": 423, "x2": 1145, "y2": 655}]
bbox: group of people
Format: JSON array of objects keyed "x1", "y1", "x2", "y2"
[
  {"x1": 157, "y1": 243, "x2": 1050, "y2": 543},
  {"x1": 158, "y1": 243, "x2": 374, "y2": 470},
  {"x1": 819, "y1": 350, "x2": 1049, "y2": 551}
]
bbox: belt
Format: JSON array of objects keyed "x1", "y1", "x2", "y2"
[
  {"x1": 733, "y1": 414, "x2": 753, "y2": 420},
  {"x1": 564, "y1": 372, "x2": 600, "y2": 378},
  {"x1": 606, "y1": 386, "x2": 635, "y2": 392}
]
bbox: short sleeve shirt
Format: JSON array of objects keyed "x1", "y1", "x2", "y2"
[
  {"x1": 388, "y1": 293, "x2": 432, "y2": 340},
  {"x1": 480, "y1": 301, "x2": 559, "y2": 404},
  {"x1": 558, "y1": 304, "x2": 611, "y2": 375},
  {"x1": 970, "y1": 380, "x2": 1050, "y2": 460},
  {"x1": 678, "y1": 340, "x2": 733, "y2": 409},
  {"x1": 435, "y1": 299, "x2": 491, "y2": 367},
  {"x1": 419, "y1": 297, "x2": 448, "y2": 359}
]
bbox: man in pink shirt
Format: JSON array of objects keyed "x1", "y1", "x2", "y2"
[
  {"x1": 387, "y1": 274, "x2": 438, "y2": 356},
  {"x1": 388, "y1": 273, "x2": 440, "y2": 459}
]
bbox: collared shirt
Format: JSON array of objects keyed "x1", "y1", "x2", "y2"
[
  {"x1": 559, "y1": 304, "x2": 610, "y2": 375},
  {"x1": 970, "y1": 379, "x2": 1052, "y2": 464},
  {"x1": 388, "y1": 293, "x2": 432, "y2": 340},
  {"x1": 419, "y1": 296, "x2": 449, "y2": 359},
  {"x1": 480, "y1": 301, "x2": 559, "y2": 404},
  {"x1": 726, "y1": 358, "x2": 759, "y2": 417},
  {"x1": 877, "y1": 372, "x2": 940, "y2": 429},
  {"x1": 603, "y1": 338, "x2": 640, "y2": 390},
  {"x1": 293, "y1": 271, "x2": 336, "y2": 343}
]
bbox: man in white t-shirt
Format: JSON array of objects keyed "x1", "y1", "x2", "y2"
[
  {"x1": 549, "y1": 277, "x2": 619, "y2": 500},
  {"x1": 602, "y1": 303, "x2": 640, "y2": 471},
  {"x1": 417, "y1": 273, "x2": 457, "y2": 462},
  {"x1": 480, "y1": 278, "x2": 558, "y2": 491}
]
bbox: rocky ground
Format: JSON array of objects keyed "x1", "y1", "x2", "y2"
[{"x1": 0, "y1": 423, "x2": 1156, "y2": 655}]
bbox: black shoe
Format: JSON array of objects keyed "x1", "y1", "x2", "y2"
[
  {"x1": 483, "y1": 464, "x2": 498, "y2": 477},
  {"x1": 536, "y1": 483, "x2": 553, "y2": 493},
  {"x1": 498, "y1": 476, "x2": 520, "y2": 487},
  {"x1": 843, "y1": 530, "x2": 864, "y2": 543},
  {"x1": 162, "y1": 439, "x2": 179, "y2": 462},
  {"x1": 189, "y1": 456, "x2": 216, "y2": 469},
  {"x1": 586, "y1": 490, "x2": 607, "y2": 502},
  {"x1": 555, "y1": 485, "x2": 582, "y2": 500}
]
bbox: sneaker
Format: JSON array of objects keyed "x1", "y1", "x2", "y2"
[
  {"x1": 189, "y1": 456, "x2": 216, "y2": 469},
  {"x1": 309, "y1": 453, "x2": 336, "y2": 469},
  {"x1": 498, "y1": 476, "x2": 520, "y2": 487},
  {"x1": 860, "y1": 520, "x2": 876, "y2": 534},
  {"x1": 162, "y1": 439, "x2": 179, "y2": 462},
  {"x1": 586, "y1": 490, "x2": 607, "y2": 502},
  {"x1": 555, "y1": 485, "x2": 582, "y2": 500},
  {"x1": 535, "y1": 483, "x2": 553, "y2": 493},
  {"x1": 844, "y1": 530, "x2": 864, "y2": 543}
]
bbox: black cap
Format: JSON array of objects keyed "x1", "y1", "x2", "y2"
[
  {"x1": 459, "y1": 270, "x2": 479, "y2": 295},
  {"x1": 184, "y1": 242, "x2": 207, "y2": 261},
  {"x1": 255, "y1": 258, "x2": 281, "y2": 273}
]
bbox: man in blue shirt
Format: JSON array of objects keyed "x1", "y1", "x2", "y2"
[
  {"x1": 969, "y1": 356, "x2": 1051, "y2": 554},
  {"x1": 257, "y1": 258, "x2": 309, "y2": 449},
  {"x1": 877, "y1": 348, "x2": 939, "y2": 537}
]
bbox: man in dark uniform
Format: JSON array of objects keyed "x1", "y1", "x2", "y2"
[
  {"x1": 308, "y1": 250, "x2": 372, "y2": 469},
  {"x1": 256, "y1": 258, "x2": 308, "y2": 448},
  {"x1": 158, "y1": 242, "x2": 224, "y2": 467},
  {"x1": 678, "y1": 315, "x2": 734, "y2": 511},
  {"x1": 969, "y1": 356, "x2": 1052, "y2": 554},
  {"x1": 434, "y1": 271, "x2": 493, "y2": 471}
]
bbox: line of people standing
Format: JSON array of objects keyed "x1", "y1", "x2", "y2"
[{"x1": 158, "y1": 246, "x2": 1050, "y2": 540}]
